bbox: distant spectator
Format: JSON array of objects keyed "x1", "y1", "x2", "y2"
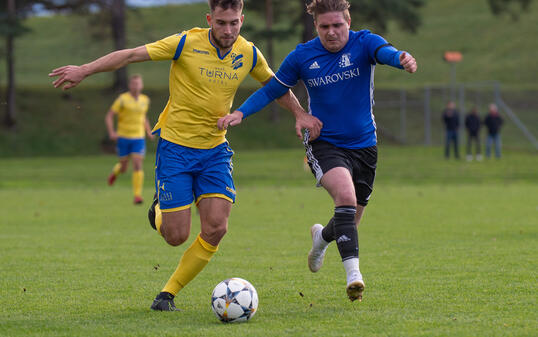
[
  {"x1": 464, "y1": 106, "x2": 482, "y2": 161},
  {"x1": 484, "y1": 103, "x2": 503, "y2": 158},
  {"x1": 442, "y1": 101, "x2": 460, "y2": 159}
]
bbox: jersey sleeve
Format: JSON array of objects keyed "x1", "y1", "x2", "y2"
[
  {"x1": 249, "y1": 45, "x2": 274, "y2": 83},
  {"x1": 364, "y1": 32, "x2": 403, "y2": 69},
  {"x1": 110, "y1": 96, "x2": 122, "y2": 113},
  {"x1": 273, "y1": 49, "x2": 301, "y2": 88},
  {"x1": 145, "y1": 32, "x2": 187, "y2": 61}
]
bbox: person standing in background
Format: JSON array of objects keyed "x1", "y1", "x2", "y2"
[
  {"x1": 484, "y1": 103, "x2": 503, "y2": 158},
  {"x1": 442, "y1": 101, "x2": 460, "y2": 159},
  {"x1": 464, "y1": 106, "x2": 482, "y2": 161}
]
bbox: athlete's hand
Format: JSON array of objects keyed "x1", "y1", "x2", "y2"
[
  {"x1": 295, "y1": 112, "x2": 323, "y2": 141},
  {"x1": 217, "y1": 110, "x2": 243, "y2": 130},
  {"x1": 109, "y1": 131, "x2": 119, "y2": 141},
  {"x1": 49, "y1": 65, "x2": 88, "y2": 90},
  {"x1": 400, "y1": 52, "x2": 417, "y2": 73},
  {"x1": 147, "y1": 133, "x2": 155, "y2": 141}
]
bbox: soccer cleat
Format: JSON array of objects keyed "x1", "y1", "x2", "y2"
[
  {"x1": 107, "y1": 173, "x2": 117, "y2": 186},
  {"x1": 150, "y1": 292, "x2": 180, "y2": 311},
  {"x1": 346, "y1": 274, "x2": 365, "y2": 302},
  {"x1": 134, "y1": 196, "x2": 144, "y2": 205},
  {"x1": 308, "y1": 224, "x2": 328, "y2": 273},
  {"x1": 148, "y1": 193, "x2": 158, "y2": 230}
]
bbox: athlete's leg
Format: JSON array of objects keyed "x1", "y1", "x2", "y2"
[
  {"x1": 156, "y1": 199, "x2": 229, "y2": 302},
  {"x1": 198, "y1": 197, "x2": 231, "y2": 246},
  {"x1": 319, "y1": 167, "x2": 363, "y2": 301},
  {"x1": 161, "y1": 209, "x2": 192, "y2": 246},
  {"x1": 131, "y1": 154, "x2": 144, "y2": 204},
  {"x1": 150, "y1": 207, "x2": 193, "y2": 311},
  {"x1": 108, "y1": 156, "x2": 129, "y2": 185}
]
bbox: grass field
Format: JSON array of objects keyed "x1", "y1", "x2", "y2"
[{"x1": 0, "y1": 147, "x2": 536, "y2": 336}]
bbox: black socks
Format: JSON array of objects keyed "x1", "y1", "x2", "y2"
[{"x1": 322, "y1": 206, "x2": 358, "y2": 261}]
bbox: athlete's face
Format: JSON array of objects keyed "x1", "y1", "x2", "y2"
[
  {"x1": 129, "y1": 77, "x2": 143, "y2": 96},
  {"x1": 315, "y1": 11, "x2": 351, "y2": 53},
  {"x1": 207, "y1": 6, "x2": 244, "y2": 51}
]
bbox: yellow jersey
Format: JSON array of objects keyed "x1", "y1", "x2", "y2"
[
  {"x1": 146, "y1": 28, "x2": 273, "y2": 149},
  {"x1": 110, "y1": 92, "x2": 150, "y2": 139}
]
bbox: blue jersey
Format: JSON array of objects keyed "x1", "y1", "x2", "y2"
[{"x1": 275, "y1": 30, "x2": 401, "y2": 149}]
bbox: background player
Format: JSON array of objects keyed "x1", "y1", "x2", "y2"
[
  {"x1": 105, "y1": 74, "x2": 154, "y2": 204},
  {"x1": 218, "y1": 0, "x2": 417, "y2": 302},
  {"x1": 49, "y1": 0, "x2": 321, "y2": 311}
]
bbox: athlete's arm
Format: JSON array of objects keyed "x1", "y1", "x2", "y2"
[
  {"x1": 368, "y1": 33, "x2": 417, "y2": 73},
  {"x1": 145, "y1": 118, "x2": 155, "y2": 140},
  {"x1": 105, "y1": 109, "x2": 118, "y2": 141},
  {"x1": 272, "y1": 79, "x2": 322, "y2": 140},
  {"x1": 49, "y1": 45, "x2": 151, "y2": 90}
]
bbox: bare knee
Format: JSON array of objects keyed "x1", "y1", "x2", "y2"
[
  {"x1": 334, "y1": 191, "x2": 356, "y2": 206},
  {"x1": 119, "y1": 161, "x2": 128, "y2": 173},
  {"x1": 202, "y1": 214, "x2": 228, "y2": 244},
  {"x1": 161, "y1": 222, "x2": 190, "y2": 247}
]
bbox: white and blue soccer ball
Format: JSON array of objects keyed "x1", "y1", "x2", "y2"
[{"x1": 211, "y1": 278, "x2": 258, "y2": 323}]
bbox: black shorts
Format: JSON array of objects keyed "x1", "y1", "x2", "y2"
[{"x1": 304, "y1": 139, "x2": 377, "y2": 206}]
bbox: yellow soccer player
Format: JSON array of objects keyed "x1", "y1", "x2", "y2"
[
  {"x1": 105, "y1": 74, "x2": 154, "y2": 205},
  {"x1": 49, "y1": 0, "x2": 322, "y2": 311}
]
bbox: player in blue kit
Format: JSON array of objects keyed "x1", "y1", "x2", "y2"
[{"x1": 218, "y1": 0, "x2": 417, "y2": 302}]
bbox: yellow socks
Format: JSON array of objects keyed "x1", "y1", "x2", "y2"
[
  {"x1": 112, "y1": 163, "x2": 122, "y2": 176},
  {"x1": 132, "y1": 170, "x2": 144, "y2": 197},
  {"x1": 155, "y1": 203, "x2": 163, "y2": 235},
  {"x1": 162, "y1": 234, "x2": 218, "y2": 296}
]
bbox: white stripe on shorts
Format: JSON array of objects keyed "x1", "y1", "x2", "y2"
[{"x1": 303, "y1": 130, "x2": 324, "y2": 187}]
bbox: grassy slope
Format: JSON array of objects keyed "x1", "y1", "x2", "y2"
[
  {"x1": 1, "y1": 0, "x2": 538, "y2": 89},
  {"x1": 0, "y1": 147, "x2": 536, "y2": 336},
  {"x1": 1, "y1": 1, "x2": 537, "y2": 155}
]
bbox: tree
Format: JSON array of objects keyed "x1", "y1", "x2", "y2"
[
  {"x1": 0, "y1": 0, "x2": 33, "y2": 128},
  {"x1": 37, "y1": 0, "x2": 128, "y2": 92},
  {"x1": 487, "y1": 0, "x2": 533, "y2": 19},
  {"x1": 244, "y1": 0, "x2": 297, "y2": 121}
]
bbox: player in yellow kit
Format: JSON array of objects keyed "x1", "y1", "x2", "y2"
[
  {"x1": 105, "y1": 74, "x2": 154, "y2": 205},
  {"x1": 49, "y1": 0, "x2": 322, "y2": 311}
]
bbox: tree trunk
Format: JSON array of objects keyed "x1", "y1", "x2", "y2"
[
  {"x1": 265, "y1": 0, "x2": 279, "y2": 122},
  {"x1": 4, "y1": 0, "x2": 16, "y2": 128},
  {"x1": 111, "y1": 0, "x2": 127, "y2": 92},
  {"x1": 301, "y1": 0, "x2": 315, "y2": 42}
]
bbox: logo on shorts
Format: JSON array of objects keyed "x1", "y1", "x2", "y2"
[
  {"x1": 226, "y1": 186, "x2": 236, "y2": 195},
  {"x1": 158, "y1": 182, "x2": 173, "y2": 201}
]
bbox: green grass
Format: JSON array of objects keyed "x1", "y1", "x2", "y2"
[
  {"x1": 1, "y1": 147, "x2": 537, "y2": 336},
  {"x1": 1, "y1": 0, "x2": 537, "y2": 89}
]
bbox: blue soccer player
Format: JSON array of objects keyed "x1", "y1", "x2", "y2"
[
  {"x1": 218, "y1": 0, "x2": 417, "y2": 302},
  {"x1": 49, "y1": 0, "x2": 321, "y2": 311}
]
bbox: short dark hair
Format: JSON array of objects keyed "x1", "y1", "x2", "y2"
[
  {"x1": 208, "y1": 0, "x2": 243, "y2": 12},
  {"x1": 306, "y1": 0, "x2": 350, "y2": 21}
]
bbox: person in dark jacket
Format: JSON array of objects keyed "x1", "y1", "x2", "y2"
[
  {"x1": 484, "y1": 103, "x2": 503, "y2": 158},
  {"x1": 442, "y1": 101, "x2": 460, "y2": 159},
  {"x1": 464, "y1": 106, "x2": 482, "y2": 161}
]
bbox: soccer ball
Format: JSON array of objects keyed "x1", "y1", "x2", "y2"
[{"x1": 211, "y1": 278, "x2": 258, "y2": 323}]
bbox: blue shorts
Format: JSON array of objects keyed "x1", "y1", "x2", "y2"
[
  {"x1": 117, "y1": 137, "x2": 146, "y2": 157},
  {"x1": 155, "y1": 138, "x2": 236, "y2": 212}
]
